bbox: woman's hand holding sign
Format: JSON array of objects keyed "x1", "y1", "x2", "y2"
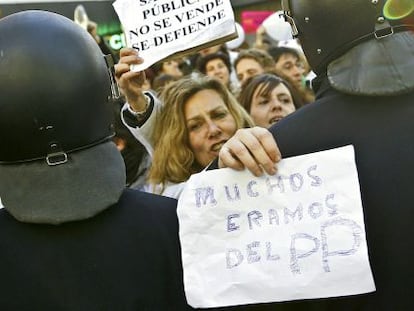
[
  {"x1": 218, "y1": 127, "x2": 281, "y2": 177},
  {"x1": 115, "y1": 47, "x2": 148, "y2": 113}
]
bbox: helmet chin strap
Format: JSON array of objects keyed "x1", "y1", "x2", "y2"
[
  {"x1": 38, "y1": 125, "x2": 68, "y2": 166},
  {"x1": 46, "y1": 142, "x2": 68, "y2": 166},
  {"x1": 374, "y1": 17, "x2": 394, "y2": 39},
  {"x1": 281, "y1": 0, "x2": 299, "y2": 38},
  {"x1": 104, "y1": 54, "x2": 121, "y2": 101}
]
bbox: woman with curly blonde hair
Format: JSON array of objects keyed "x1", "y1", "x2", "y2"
[
  {"x1": 148, "y1": 75, "x2": 254, "y2": 197},
  {"x1": 116, "y1": 48, "x2": 279, "y2": 199}
]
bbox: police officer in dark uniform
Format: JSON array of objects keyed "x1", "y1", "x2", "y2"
[
  {"x1": 216, "y1": 0, "x2": 414, "y2": 310},
  {"x1": 0, "y1": 10, "x2": 190, "y2": 310}
]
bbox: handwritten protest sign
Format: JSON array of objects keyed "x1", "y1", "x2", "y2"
[
  {"x1": 112, "y1": 0, "x2": 237, "y2": 71},
  {"x1": 177, "y1": 145, "x2": 375, "y2": 308}
]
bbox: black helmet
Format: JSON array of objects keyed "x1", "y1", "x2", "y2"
[
  {"x1": 0, "y1": 10, "x2": 117, "y2": 164},
  {"x1": 282, "y1": 0, "x2": 414, "y2": 74}
]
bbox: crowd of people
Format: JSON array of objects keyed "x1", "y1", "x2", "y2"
[
  {"x1": 113, "y1": 28, "x2": 315, "y2": 193},
  {"x1": 1, "y1": 0, "x2": 414, "y2": 310}
]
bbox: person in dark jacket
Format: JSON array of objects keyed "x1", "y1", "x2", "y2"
[
  {"x1": 0, "y1": 10, "x2": 283, "y2": 311},
  {"x1": 217, "y1": 0, "x2": 414, "y2": 310},
  {"x1": 0, "y1": 10, "x2": 190, "y2": 310}
]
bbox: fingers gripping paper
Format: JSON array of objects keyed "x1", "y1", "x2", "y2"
[
  {"x1": 113, "y1": 0, "x2": 237, "y2": 71},
  {"x1": 177, "y1": 145, "x2": 376, "y2": 308}
]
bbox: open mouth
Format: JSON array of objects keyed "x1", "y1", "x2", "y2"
[
  {"x1": 215, "y1": 75, "x2": 225, "y2": 81},
  {"x1": 210, "y1": 141, "x2": 226, "y2": 152},
  {"x1": 269, "y1": 116, "x2": 283, "y2": 124}
]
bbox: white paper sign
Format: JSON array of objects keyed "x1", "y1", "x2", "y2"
[
  {"x1": 177, "y1": 145, "x2": 376, "y2": 308},
  {"x1": 112, "y1": 0, "x2": 236, "y2": 71}
]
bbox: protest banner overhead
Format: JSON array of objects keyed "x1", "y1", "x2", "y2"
[{"x1": 113, "y1": 0, "x2": 238, "y2": 71}]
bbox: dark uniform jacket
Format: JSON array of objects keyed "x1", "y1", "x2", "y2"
[
  {"x1": 0, "y1": 189, "x2": 191, "y2": 310},
  {"x1": 207, "y1": 76, "x2": 414, "y2": 311},
  {"x1": 259, "y1": 77, "x2": 414, "y2": 310}
]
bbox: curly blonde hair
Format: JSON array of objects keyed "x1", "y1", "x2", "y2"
[{"x1": 148, "y1": 75, "x2": 253, "y2": 188}]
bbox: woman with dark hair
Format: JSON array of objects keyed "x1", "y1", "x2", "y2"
[
  {"x1": 196, "y1": 52, "x2": 238, "y2": 94},
  {"x1": 138, "y1": 59, "x2": 185, "y2": 93},
  {"x1": 238, "y1": 73, "x2": 301, "y2": 128}
]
